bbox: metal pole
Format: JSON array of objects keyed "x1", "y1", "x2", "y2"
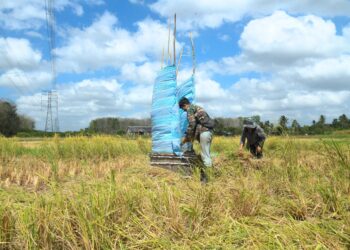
[{"x1": 173, "y1": 14, "x2": 176, "y2": 66}]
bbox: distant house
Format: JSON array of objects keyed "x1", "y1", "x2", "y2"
[{"x1": 126, "y1": 126, "x2": 152, "y2": 136}]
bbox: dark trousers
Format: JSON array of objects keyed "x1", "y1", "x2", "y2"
[{"x1": 248, "y1": 143, "x2": 263, "y2": 159}]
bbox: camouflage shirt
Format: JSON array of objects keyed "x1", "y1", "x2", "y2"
[{"x1": 185, "y1": 104, "x2": 213, "y2": 141}]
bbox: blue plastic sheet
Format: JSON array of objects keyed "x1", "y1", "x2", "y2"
[
  {"x1": 176, "y1": 75, "x2": 195, "y2": 137},
  {"x1": 151, "y1": 65, "x2": 182, "y2": 155},
  {"x1": 177, "y1": 75, "x2": 195, "y2": 153}
]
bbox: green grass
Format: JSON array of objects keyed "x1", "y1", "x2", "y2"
[{"x1": 0, "y1": 135, "x2": 349, "y2": 249}]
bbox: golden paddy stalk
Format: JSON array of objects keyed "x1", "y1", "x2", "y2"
[{"x1": 0, "y1": 135, "x2": 349, "y2": 249}]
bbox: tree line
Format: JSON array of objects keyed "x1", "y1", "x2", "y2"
[
  {"x1": 264, "y1": 114, "x2": 350, "y2": 135},
  {"x1": 1, "y1": 100, "x2": 349, "y2": 137},
  {"x1": 88, "y1": 114, "x2": 350, "y2": 136},
  {"x1": 87, "y1": 117, "x2": 151, "y2": 134},
  {"x1": 0, "y1": 100, "x2": 35, "y2": 137},
  {"x1": 214, "y1": 114, "x2": 350, "y2": 136}
]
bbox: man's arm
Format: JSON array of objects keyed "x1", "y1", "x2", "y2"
[
  {"x1": 185, "y1": 110, "x2": 196, "y2": 141},
  {"x1": 239, "y1": 129, "x2": 247, "y2": 150}
]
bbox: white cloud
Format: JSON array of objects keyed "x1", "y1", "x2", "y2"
[
  {"x1": 0, "y1": 0, "x2": 45, "y2": 30},
  {"x1": 150, "y1": 0, "x2": 350, "y2": 30},
  {"x1": 0, "y1": 69, "x2": 52, "y2": 90},
  {"x1": 24, "y1": 31, "x2": 45, "y2": 39},
  {"x1": 281, "y1": 56, "x2": 350, "y2": 91},
  {"x1": 17, "y1": 79, "x2": 122, "y2": 130},
  {"x1": 177, "y1": 67, "x2": 240, "y2": 116},
  {"x1": 0, "y1": 0, "x2": 103, "y2": 30},
  {"x1": 150, "y1": 0, "x2": 249, "y2": 30},
  {"x1": 14, "y1": 66, "x2": 228, "y2": 131},
  {"x1": 223, "y1": 77, "x2": 350, "y2": 122},
  {"x1": 0, "y1": 37, "x2": 51, "y2": 94},
  {"x1": 239, "y1": 11, "x2": 350, "y2": 65},
  {"x1": 15, "y1": 65, "x2": 350, "y2": 131},
  {"x1": 200, "y1": 56, "x2": 257, "y2": 75},
  {"x1": 218, "y1": 34, "x2": 230, "y2": 42},
  {"x1": 282, "y1": 91, "x2": 349, "y2": 109},
  {"x1": 16, "y1": 78, "x2": 154, "y2": 131},
  {"x1": 6, "y1": 5, "x2": 350, "y2": 130},
  {"x1": 195, "y1": 71, "x2": 227, "y2": 102},
  {"x1": 0, "y1": 38, "x2": 42, "y2": 71},
  {"x1": 203, "y1": 12, "x2": 350, "y2": 91},
  {"x1": 174, "y1": 65, "x2": 350, "y2": 124},
  {"x1": 120, "y1": 62, "x2": 160, "y2": 85},
  {"x1": 125, "y1": 85, "x2": 153, "y2": 106},
  {"x1": 343, "y1": 25, "x2": 350, "y2": 39},
  {"x1": 56, "y1": 12, "x2": 173, "y2": 73},
  {"x1": 177, "y1": 67, "x2": 227, "y2": 103},
  {"x1": 187, "y1": 11, "x2": 350, "y2": 123}
]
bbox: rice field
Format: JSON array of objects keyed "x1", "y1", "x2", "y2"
[{"x1": 0, "y1": 135, "x2": 349, "y2": 249}]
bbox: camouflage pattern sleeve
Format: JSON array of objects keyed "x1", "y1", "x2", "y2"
[
  {"x1": 185, "y1": 106, "x2": 197, "y2": 141},
  {"x1": 195, "y1": 108, "x2": 207, "y2": 125}
]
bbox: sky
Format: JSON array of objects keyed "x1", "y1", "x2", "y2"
[{"x1": 1, "y1": 0, "x2": 350, "y2": 131}]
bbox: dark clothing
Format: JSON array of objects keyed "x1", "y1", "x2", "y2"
[
  {"x1": 185, "y1": 104, "x2": 214, "y2": 142},
  {"x1": 249, "y1": 142, "x2": 264, "y2": 159},
  {"x1": 240, "y1": 125, "x2": 266, "y2": 147},
  {"x1": 240, "y1": 125, "x2": 266, "y2": 158}
]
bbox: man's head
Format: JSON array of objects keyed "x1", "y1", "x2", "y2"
[
  {"x1": 243, "y1": 118, "x2": 257, "y2": 131},
  {"x1": 179, "y1": 97, "x2": 191, "y2": 111}
]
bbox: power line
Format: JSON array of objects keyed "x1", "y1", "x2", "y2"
[
  {"x1": 43, "y1": 0, "x2": 59, "y2": 132},
  {"x1": 1, "y1": 38, "x2": 35, "y2": 96},
  {"x1": 5, "y1": 75, "x2": 26, "y2": 96},
  {"x1": 45, "y1": 0, "x2": 57, "y2": 89},
  {"x1": 4, "y1": 69, "x2": 36, "y2": 96}
]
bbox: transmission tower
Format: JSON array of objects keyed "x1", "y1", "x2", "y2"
[
  {"x1": 43, "y1": 0, "x2": 60, "y2": 132},
  {"x1": 42, "y1": 90, "x2": 59, "y2": 132}
]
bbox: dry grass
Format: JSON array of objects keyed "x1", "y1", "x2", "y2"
[{"x1": 0, "y1": 135, "x2": 349, "y2": 249}]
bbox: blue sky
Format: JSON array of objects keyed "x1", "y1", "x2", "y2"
[{"x1": 1, "y1": 0, "x2": 350, "y2": 131}]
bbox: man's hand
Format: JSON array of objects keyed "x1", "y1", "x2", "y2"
[
  {"x1": 238, "y1": 144, "x2": 244, "y2": 156},
  {"x1": 256, "y1": 146, "x2": 262, "y2": 153},
  {"x1": 181, "y1": 137, "x2": 188, "y2": 144}
]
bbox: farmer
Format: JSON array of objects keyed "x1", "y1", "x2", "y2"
[
  {"x1": 239, "y1": 119, "x2": 266, "y2": 159},
  {"x1": 179, "y1": 97, "x2": 214, "y2": 169}
]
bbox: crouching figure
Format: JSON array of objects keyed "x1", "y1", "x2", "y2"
[{"x1": 239, "y1": 119, "x2": 266, "y2": 159}]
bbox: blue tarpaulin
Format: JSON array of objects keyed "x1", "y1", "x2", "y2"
[
  {"x1": 176, "y1": 75, "x2": 195, "y2": 137},
  {"x1": 151, "y1": 65, "x2": 182, "y2": 155},
  {"x1": 151, "y1": 63, "x2": 196, "y2": 155}
]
